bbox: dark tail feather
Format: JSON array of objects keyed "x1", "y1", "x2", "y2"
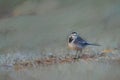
[{"x1": 87, "y1": 43, "x2": 101, "y2": 46}]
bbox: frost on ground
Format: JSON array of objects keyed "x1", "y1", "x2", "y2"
[
  {"x1": 0, "y1": 48, "x2": 120, "y2": 71},
  {"x1": 0, "y1": 49, "x2": 120, "y2": 80}
]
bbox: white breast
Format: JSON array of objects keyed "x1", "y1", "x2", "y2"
[{"x1": 68, "y1": 43, "x2": 77, "y2": 50}]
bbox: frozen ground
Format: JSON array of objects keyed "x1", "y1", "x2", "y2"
[{"x1": 0, "y1": 0, "x2": 120, "y2": 80}]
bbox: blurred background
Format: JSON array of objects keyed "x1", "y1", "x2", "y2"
[{"x1": 0, "y1": 0, "x2": 120, "y2": 80}]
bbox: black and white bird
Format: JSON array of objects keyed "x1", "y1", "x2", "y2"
[{"x1": 68, "y1": 32, "x2": 100, "y2": 58}]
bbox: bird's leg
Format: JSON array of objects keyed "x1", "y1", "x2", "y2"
[
  {"x1": 74, "y1": 49, "x2": 83, "y2": 59},
  {"x1": 79, "y1": 49, "x2": 83, "y2": 58},
  {"x1": 75, "y1": 50, "x2": 79, "y2": 59}
]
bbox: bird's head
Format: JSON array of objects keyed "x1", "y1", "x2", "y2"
[{"x1": 68, "y1": 32, "x2": 78, "y2": 43}]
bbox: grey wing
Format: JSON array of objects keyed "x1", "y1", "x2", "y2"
[{"x1": 74, "y1": 36, "x2": 88, "y2": 48}]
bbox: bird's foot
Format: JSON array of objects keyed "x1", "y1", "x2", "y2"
[{"x1": 73, "y1": 55, "x2": 81, "y2": 60}]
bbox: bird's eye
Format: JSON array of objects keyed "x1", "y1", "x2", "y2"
[{"x1": 69, "y1": 37, "x2": 73, "y2": 43}]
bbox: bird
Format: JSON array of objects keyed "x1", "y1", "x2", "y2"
[{"x1": 68, "y1": 32, "x2": 100, "y2": 58}]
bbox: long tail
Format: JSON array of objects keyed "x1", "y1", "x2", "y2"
[{"x1": 87, "y1": 43, "x2": 101, "y2": 46}]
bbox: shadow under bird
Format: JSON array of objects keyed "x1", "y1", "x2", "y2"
[{"x1": 68, "y1": 32, "x2": 100, "y2": 58}]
